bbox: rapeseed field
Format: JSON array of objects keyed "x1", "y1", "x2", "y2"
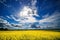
[{"x1": 0, "y1": 30, "x2": 60, "y2": 40}]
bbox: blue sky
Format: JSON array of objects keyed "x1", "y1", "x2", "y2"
[{"x1": 0, "y1": 0, "x2": 60, "y2": 29}]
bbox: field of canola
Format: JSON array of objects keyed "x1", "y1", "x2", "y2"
[{"x1": 0, "y1": 30, "x2": 60, "y2": 40}]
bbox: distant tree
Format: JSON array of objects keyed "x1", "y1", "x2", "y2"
[
  {"x1": 0, "y1": 23, "x2": 4, "y2": 28},
  {"x1": 0, "y1": 28, "x2": 8, "y2": 30},
  {"x1": 0, "y1": 28, "x2": 4, "y2": 30},
  {"x1": 4, "y1": 28, "x2": 8, "y2": 30},
  {"x1": 0, "y1": 23, "x2": 8, "y2": 30}
]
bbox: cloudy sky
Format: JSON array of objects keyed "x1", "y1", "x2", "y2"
[{"x1": 0, "y1": 0, "x2": 60, "y2": 29}]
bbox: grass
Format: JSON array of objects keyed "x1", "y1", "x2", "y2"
[{"x1": 0, "y1": 30, "x2": 60, "y2": 40}]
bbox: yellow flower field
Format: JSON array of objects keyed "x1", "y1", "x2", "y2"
[{"x1": 0, "y1": 30, "x2": 60, "y2": 40}]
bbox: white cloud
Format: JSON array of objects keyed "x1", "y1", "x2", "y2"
[
  {"x1": 0, "y1": 18, "x2": 24, "y2": 29},
  {"x1": 42, "y1": 13, "x2": 49, "y2": 18},
  {"x1": 19, "y1": 6, "x2": 39, "y2": 17},
  {"x1": 19, "y1": 6, "x2": 32, "y2": 17},
  {"x1": 0, "y1": 18, "x2": 12, "y2": 29},
  {"x1": 10, "y1": 15, "x2": 20, "y2": 21},
  {"x1": 8, "y1": 4, "x2": 39, "y2": 28},
  {"x1": 17, "y1": 6, "x2": 38, "y2": 23},
  {"x1": 11, "y1": 15, "x2": 16, "y2": 20},
  {"x1": 38, "y1": 11, "x2": 60, "y2": 29},
  {"x1": 0, "y1": 11, "x2": 60, "y2": 29},
  {"x1": 15, "y1": 0, "x2": 18, "y2": 1},
  {"x1": 0, "y1": 0, "x2": 11, "y2": 7},
  {"x1": 20, "y1": 16, "x2": 37, "y2": 23},
  {"x1": 6, "y1": 16, "x2": 11, "y2": 19},
  {"x1": 39, "y1": 12, "x2": 60, "y2": 23},
  {"x1": 0, "y1": 18, "x2": 8, "y2": 23},
  {"x1": 12, "y1": 0, "x2": 39, "y2": 23},
  {"x1": 31, "y1": 0, "x2": 37, "y2": 6}
]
